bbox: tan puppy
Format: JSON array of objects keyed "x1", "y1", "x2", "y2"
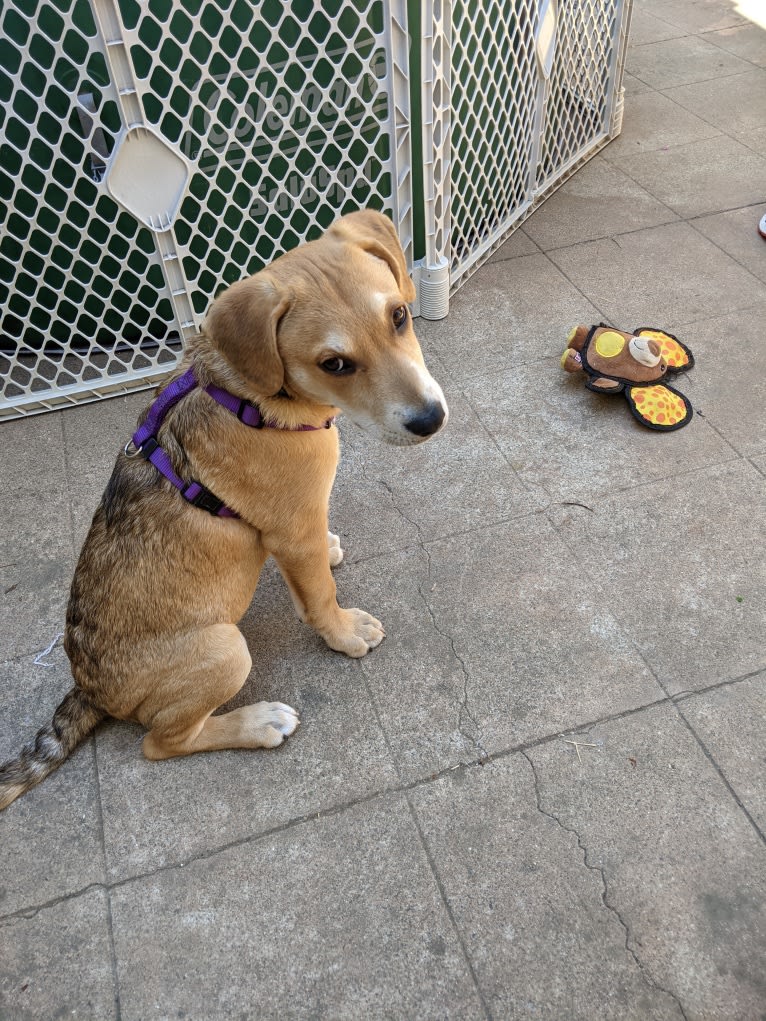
[{"x1": 0, "y1": 210, "x2": 447, "y2": 810}]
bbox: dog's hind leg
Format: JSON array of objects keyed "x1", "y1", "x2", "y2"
[{"x1": 138, "y1": 624, "x2": 299, "y2": 761}]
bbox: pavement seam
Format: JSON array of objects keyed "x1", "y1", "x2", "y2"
[
  {"x1": 359, "y1": 661, "x2": 494, "y2": 1021},
  {"x1": 92, "y1": 731, "x2": 123, "y2": 1021},
  {"x1": 402, "y1": 792, "x2": 495, "y2": 1021},
  {"x1": 668, "y1": 699, "x2": 766, "y2": 846},
  {"x1": 520, "y1": 750, "x2": 690, "y2": 1020},
  {"x1": 358, "y1": 667, "x2": 495, "y2": 1021},
  {"x1": 1, "y1": 670, "x2": 761, "y2": 926}
]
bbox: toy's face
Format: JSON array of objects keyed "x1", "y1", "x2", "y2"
[{"x1": 586, "y1": 328, "x2": 667, "y2": 383}]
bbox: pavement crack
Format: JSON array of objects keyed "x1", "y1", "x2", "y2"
[
  {"x1": 521, "y1": 751, "x2": 689, "y2": 1021},
  {"x1": 416, "y1": 542, "x2": 490, "y2": 766},
  {"x1": 375, "y1": 475, "x2": 488, "y2": 761}
]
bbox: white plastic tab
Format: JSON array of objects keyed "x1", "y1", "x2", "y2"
[{"x1": 105, "y1": 127, "x2": 189, "y2": 230}]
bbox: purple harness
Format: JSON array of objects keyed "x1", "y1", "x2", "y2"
[{"x1": 125, "y1": 367, "x2": 334, "y2": 518}]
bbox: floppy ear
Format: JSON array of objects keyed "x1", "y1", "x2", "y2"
[
  {"x1": 203, "y1": 273, "x2": 290, "y2": 395},
  {"x1": 327, "y1": 209, "x2": 416, "y2": 302}
]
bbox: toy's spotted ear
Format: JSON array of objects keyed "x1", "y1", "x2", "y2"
[
  {"x1": 635, "y1": 328, "x2": 694, "y2": 372},
  {"x1": 626, "y1": 383, "x2": 693, "y2": 431}
]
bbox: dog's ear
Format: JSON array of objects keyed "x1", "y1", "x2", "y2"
[
  {"x1": 203, "y1": 273, "x2": 290, "y2": 395},
  {"x1": 327, "y1": 210, "x2": 416, "y2": 303}
]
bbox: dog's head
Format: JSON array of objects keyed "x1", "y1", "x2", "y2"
[{"x1": 202, "y1": 210, "x2": 448, "y2": 445}]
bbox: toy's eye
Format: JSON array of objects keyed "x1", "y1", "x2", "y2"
[
  {"x1": 320, "y1": 356, "x2": 355, "y2": 375},
  {"x1": 660, "y1": 362, "x2": 667, "y2": 373},
  {"x1": 392, "y1": 305, "x2": 408, "y2": 330}
]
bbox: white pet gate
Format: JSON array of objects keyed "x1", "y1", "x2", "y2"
[{"x1": 0, "y1": 0, "x2": 632, "y2": 419}]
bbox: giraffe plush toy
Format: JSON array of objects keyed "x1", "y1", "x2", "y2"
[{"x1": 561, "y1": 324, "x2": 695, "y2": 431}]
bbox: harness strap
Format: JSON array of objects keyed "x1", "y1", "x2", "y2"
[{"x1": 126, "y1": 367, "x2": 334, "y2": 518}]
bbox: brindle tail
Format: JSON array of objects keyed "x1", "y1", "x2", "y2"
[{"x1": 0, "y1": 688, "x2": 106, "y2": 810}]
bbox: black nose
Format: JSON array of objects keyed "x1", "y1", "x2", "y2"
[{"x1": 404, "y1": 401, "x2": 446, "y2": 437}]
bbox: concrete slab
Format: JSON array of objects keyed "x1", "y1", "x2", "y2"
[
  {"x1": 553, "y1": 460, "x2": 766, "y2": 693},
  {"x1": 692, "y1": 205, "x2": 766, "y2": 285},
  {"x1": 0, "y1": 888, "x2": 116, "y2": 1021},
  {"x1": 520, "y1": 156, "x2": 678, "y2": 252},
  {"x1": 488, "y1": 227, "x2": 540, "y2": 263},
  {"x1": 681, "y1": 305, "x2": 766, "y2": 456},
  {"x1": 334, "y1": 387, "x2": 546, "y2": 547},
  {"x1": 603, "y1": 90, "x2": 720, "y2": 158},
  {"x1": 706, "y1": 20, "x2": 766, "y2": 67},
  {"x1": 353, "y1": 517, "x2": 666, "y2": 780},
  {"x1": 463, "y1": 355, "x2": 735, "y2": 505},
  {"x1": 547, "y1": 221, "x2": 766, "y2": 326},
  {"x1": 622, "y1": 71, "x2": 654, "y2": 97},
  {"x1": 662, "y1": 69, "x2": 766, "y2": 136},
  {"x1": 0, "y1": 553, "x2": 74, "y2": 661},
  {"x1": 0, "y1": 648, "x2": 104, "y2": 915},
  {"x1": 678, "y1": 673, "x2": 766, "y2": 833},
  {"x1": 0, "y1": 411, "x2": 72, "y2": 563},
  {"x1": 606, "y1": 133, "x2": 766, "y2": 219},
  {"x1": 411, "y1": 755, "x2": 684, "y2": 1019},
  {"x1": 109, "y1": 794, "x2": 486, "y2": 1021},
  {"x1": 416, "y1": 254, "x2": 602, "y2": 380},
  {"x1": 526, "y1": 703, "x2": 766, "y2": 1019},
  {"x1": 637, "y1": 0, "x2": 749, "y2": 34},
  {"x1": 737, "y1": 124, "x2": 766, "y2": 156},
  {"x1": 626, "y1": 8, "x2": 688, "y2": 46},
  {"x1": 626, "y1": 32, "x2": 753, "y2": 90}
]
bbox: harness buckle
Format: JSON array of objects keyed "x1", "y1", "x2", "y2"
[{"x1": 181, "y1": 480, "x2": 225, "y2": 516}]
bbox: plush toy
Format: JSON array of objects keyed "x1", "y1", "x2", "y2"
[{"x1": 561, "y1": 324, "x2": 694, "y2": 431}]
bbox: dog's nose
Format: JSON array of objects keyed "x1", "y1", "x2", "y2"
[{"x1": 404, "y1": 401, "x2": 446, "y2": 437}]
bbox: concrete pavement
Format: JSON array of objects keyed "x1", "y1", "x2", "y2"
[{"x1": 1, "y1": 1, "x2": 765, "y2": 1017}]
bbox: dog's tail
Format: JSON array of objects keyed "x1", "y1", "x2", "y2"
[{"x1": 0, "y1": 688, "x2": 106, "y2": 811}]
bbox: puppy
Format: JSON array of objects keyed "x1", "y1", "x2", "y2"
[{"x1": 0, "y1": 210, "x2": 447, "y2": 810}]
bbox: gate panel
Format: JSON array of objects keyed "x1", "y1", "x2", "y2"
[
  {"x1": 0, "y1": 0, "x2": 180, "y2": 418},
  {"x1": 1, "y1": 0, "x2": 412, "y2": 419}
]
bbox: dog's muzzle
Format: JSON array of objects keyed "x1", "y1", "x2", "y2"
[{"x1": 404, "y1": 400, "x2": 447, "y2": 438}]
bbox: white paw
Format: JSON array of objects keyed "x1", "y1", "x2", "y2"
[
  {"x1": 249, "y1": 701, "x2": 300, "y2": 748},
  {"x1": 328, "y1": 530, "x2": 344, "y2": 568}
]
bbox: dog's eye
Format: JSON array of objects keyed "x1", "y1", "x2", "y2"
[
  {"x1": 320, "y1": 356, "x2": 355, "y2": 375},
  {"x1": 392, "y1": 305, "x2": 408, "y2": 330}
]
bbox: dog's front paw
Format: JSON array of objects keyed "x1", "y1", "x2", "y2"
[
  {"x1": 246, "y1": 701, "x2": 300, "y2": 748},
  {"x1": 328, "y1": 530, "x2": 344, "y2": 568},
  {"x1": 325, "y1": 608, "x2": 385, "y2": 658}
]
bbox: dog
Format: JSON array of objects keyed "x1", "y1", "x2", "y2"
[{"x1": 0, "y1": 209, "x2": 448, "y2": 810}]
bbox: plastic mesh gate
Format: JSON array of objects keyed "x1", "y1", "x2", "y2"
[
  {"x1": 0, "y1": 0, "x2": 412, "y2": 419},
  {"x1": 417, "y1": 0, "x2": 631, "y2": 304},
  {"x1": 1, "y1": 0, "x2": 631, "y2": 419}
]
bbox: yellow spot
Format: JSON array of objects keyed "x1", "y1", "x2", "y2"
[{"x1": 594, "y1": 330, "x2": 625, "y2": 359}]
